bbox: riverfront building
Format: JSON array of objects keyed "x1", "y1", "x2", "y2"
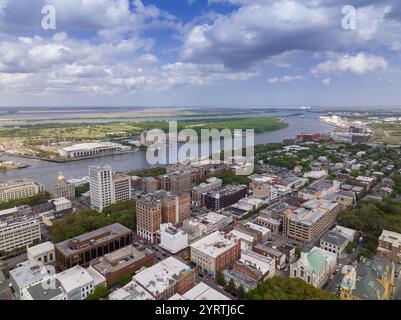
[
  {"x1": 58, "y1": 142, "x2": 130, "y2": 159},
  {"x1": 0, "y1": 179, "x2": 45, "y2": 203},
  {"x1": 89, "y1": 165, "x2": 113, "y2": 212},
  {"x1": 0, "y1": 218, "x2": 41, "y2": 253}
]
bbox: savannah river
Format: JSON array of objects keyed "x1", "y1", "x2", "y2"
[{"x1": 0, "y1": 111, "x2": 333, "y2": 188}]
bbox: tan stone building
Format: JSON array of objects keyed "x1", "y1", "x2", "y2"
[
  {"x1": 377, "y1": 230, "x2": 401, "y2": 262},
  {"x1": 51, "y1": 173, "x2": 76, "y2": 200},
  {"x1": 284, "y1": 199, "x2": 341, "y2": 245},
  {"x1": 136, "y1": 196, "x2": 161, "y2": 243}
]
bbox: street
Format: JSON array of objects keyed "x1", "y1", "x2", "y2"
[{"x1": 323, "y1": 243, "x2": 363, "y2": 295}]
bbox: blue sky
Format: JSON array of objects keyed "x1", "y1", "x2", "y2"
[{"x1": 0, "y1": 0, "x2": 401, "y2": 108}]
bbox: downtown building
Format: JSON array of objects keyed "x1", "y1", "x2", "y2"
[
  {"x1": 190, "y1": 231, "x2": 241, "y2": 278},
  {"x1": 0, "y1": 217, "x2": 41, "y2": 253},
  {"x1": 55, "y1": 223, "x2": 133, "y2": 270},
  {"x1": 113, "y1": 173, "x2": 132, "y2": 203},
  {"x1": 89, "y1": 165, "x2": 132, "y2": 212},
  {"x1": 136, "y1": 195, "x2": 162, "y2": 243},
  {"x1": 284, "y1": 199, "x2": 341, "y2": 245},
  {"x1": 0, "y1": 178, "x2": 45, "y2": 203},
  {"x1": 169, "y1": 170, "x2": 192, "y2": 193},
  {"x1": 50, "y1": 173, "x2": 76, "y2": 200},
  {"x1": 377, "y1": 230, "x2": 401, "y2": 263},
  {"x1": 89, "y1": 165, "x2": 114, "y2": 212},
  {"x1": 136, "y1": 191, "x2": 190, "y2": 243},
  {"x1": 202, "y1": 184, "x2": 248, "y2": 211},
  {"x1": 112, "y1": 257, "x2": 195, "y2": 300},
  {"x1": 191, "y1": 177, "x2": 223, "y2": 206}
]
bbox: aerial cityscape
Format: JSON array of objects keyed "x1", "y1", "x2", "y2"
[{"x1": 1, "y1": 0, "x2": 401, "y2": 307}]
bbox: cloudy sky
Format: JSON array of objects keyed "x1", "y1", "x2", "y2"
[{"x1": 1, "y1": 0, "x2": 401, "y2": 107}]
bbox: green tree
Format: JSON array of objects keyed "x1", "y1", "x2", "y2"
[
  {"x1": 295, "y1": 246, "x2": 302, "y2": 257},
  {"x1": 237, "y1": 285, "x2": 246, "y2": 300},
  {"x1": 0, "y1": 192, "x2": 51, "y2": 210},
  {"x1": 245, "y1": 277, "x2": 337, "y2": 300},
  {"x1": 217, "y1": 273, "x2": 226, "y2": 287},
  {"x1": 227, "y1": 279, "x2": 236, "y2": 294},
  {"x1": 115, "y1": 273, "x2": 132, "y2": 287},
  {"x1": 86, "y1": 285, "x2": 108, "y2": 300},
  {"x1": 345, "y1": 241, "x2": 357, "y2": 254},
  {"x1": 50, "y1": 200, "x2": 136, "y2": 242}
]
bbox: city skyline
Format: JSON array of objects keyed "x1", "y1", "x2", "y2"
[{"x1": 1, "y1": 0, "x2": 401, "y2": 107}]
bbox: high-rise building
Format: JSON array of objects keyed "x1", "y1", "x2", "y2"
[
  {"x1": 50, "y1": 172, "x2": 76, "y2": 200},
  {"x1": 142, "y1": 177, "x2": 159, "y2": 194},
  {"x1": 284, "y1": 199, "x2": 341, "y2": 245},
  {"x1": 202, "y1": 184, "x2": 248, "y2": 211},
  {"x1": 89, "y1": 165, "x2": 113, "y2": 212},
  {"x1": 192, "y1": 177, "x2": 223, "y2": 206},
  {"x1": 0, "y1": 217, "x2": 41, "y2": 253},
  {"x1": 190, "y1": 231, "x2": 241, "y2": 278},
  {"x1": 170, "y1": 170, "x2": 192, "y2": 193},
  {"x1": 113, "y1": 173, "x2": 132, "y2": 203},
  {"x1": 0, "y1": 179, "x2": 45, "y2": 203},
  {"x1": 161, "y1": 191, "x2": 190, "y2": 225},
  {"x1": 136, "y1": 195, "x2": 161, "y2": 243}
]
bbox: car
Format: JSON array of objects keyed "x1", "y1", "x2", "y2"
[
  {"x1": 198, "y1": 273, "x2": 204, "y2": 278},
  {"x1": 330, "y1": 275, "x2": 334, "y2": 280},
  {"x1": 218, "y1": 285, "x2": 223, "y2": 289},
  {"x1": 284, "y1": 268, "x2": 289, "y2": 272}
]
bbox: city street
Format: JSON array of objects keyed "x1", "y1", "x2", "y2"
[{"x1": 323, "y1": 244, "x2": 363, "y2": 294}]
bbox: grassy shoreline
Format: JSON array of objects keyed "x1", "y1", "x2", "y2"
[{"x1": 0, "y1": 116, "x2": 288, "y2": 142}]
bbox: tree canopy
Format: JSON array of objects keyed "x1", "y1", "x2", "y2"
[
  {"x1": 245, "y1": 277, "x2": 338, "y2": 300},
  {"x1": 339, "y1": 198, "x2": 401, "y2": 257},
  {"x1": 50, "y1": 200, "x2": 136, "y2": 243}
]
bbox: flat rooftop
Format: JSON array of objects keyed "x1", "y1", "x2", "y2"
[
  {"x1": 27, "y1": 241, "x2": 55, "y2": 257},
  {"x1": 91, "y1": 244, "x2": 153, "y2": 276},
  {"x1": 321, "y1": 230, "x2": 348, "y2": 247},
  {"x1": 190, "y1": 231, "x2": 239, "y2": 258},
  {"x1": 379, "y1": 230, "x2": 401, "y2": 247},
  {"x1": 25, "y1": 279, "x2": 64, "y2": 300},
  {"x1": 55, "y1": 223, "x2": 132, "y2": 256},
  {"x1": 109, "y1": 280, "x2": 154, "y2": 300},
  {"x1": 182, "y1": 282, "x2": 230, "y2": 300},
  {"x1": 133, "y1": 257, "x2": 191, "y2": 296},
  {"x1": 61, "y1": 142, "x2": 125, "y2": 152},
  {"x1": 300, "y1": 179, "x2": 335, "y2": 194},
  {"x1": 205, "y1": 184, "x2": 247, "y2": 199}
]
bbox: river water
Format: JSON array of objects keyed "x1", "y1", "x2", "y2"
[{"x1": 0, "y1": 111, "x2": 333, "y2": 188}]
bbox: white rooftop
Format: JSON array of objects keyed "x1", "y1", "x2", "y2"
[
  {"x1": 133, "y1": 257, "x2": 191, "y2": 296},
  {"x1": 244, "y1": 222, "x2": 271, "y2": 236},
  {"x1": 228, "y1": 230, "x2": 254, "y2": 243},
  {"x1": 61, "y1": 142, "x2": 124, "y2": 152},
  {"x1": 240, "y1": 250, "x2": 275, "y2": 275},
  {"x1": 182, "y1": 282, "x2": 230, "y2": 300},
  {"x1": 27, "y1": 242, "x2": 55, "y2": 258},
  {"x1": 56, "y1": 266, "x2": 93, "y2": 293},
  {"x1": 50, "y1": 197, "x2": 71, "y2": 205},
  {"x1": 191, "y1": 231, "x2": 239, "y2": 258},
  {"x1": 109, "y1": 280, "x2": 155, "y2": 300},
  {"x1": 9, "y1": 261, "x2": 49, "y2": 289},
  {"x1": 379, "y1": 230, "x2": 401, "y2": 247}
]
